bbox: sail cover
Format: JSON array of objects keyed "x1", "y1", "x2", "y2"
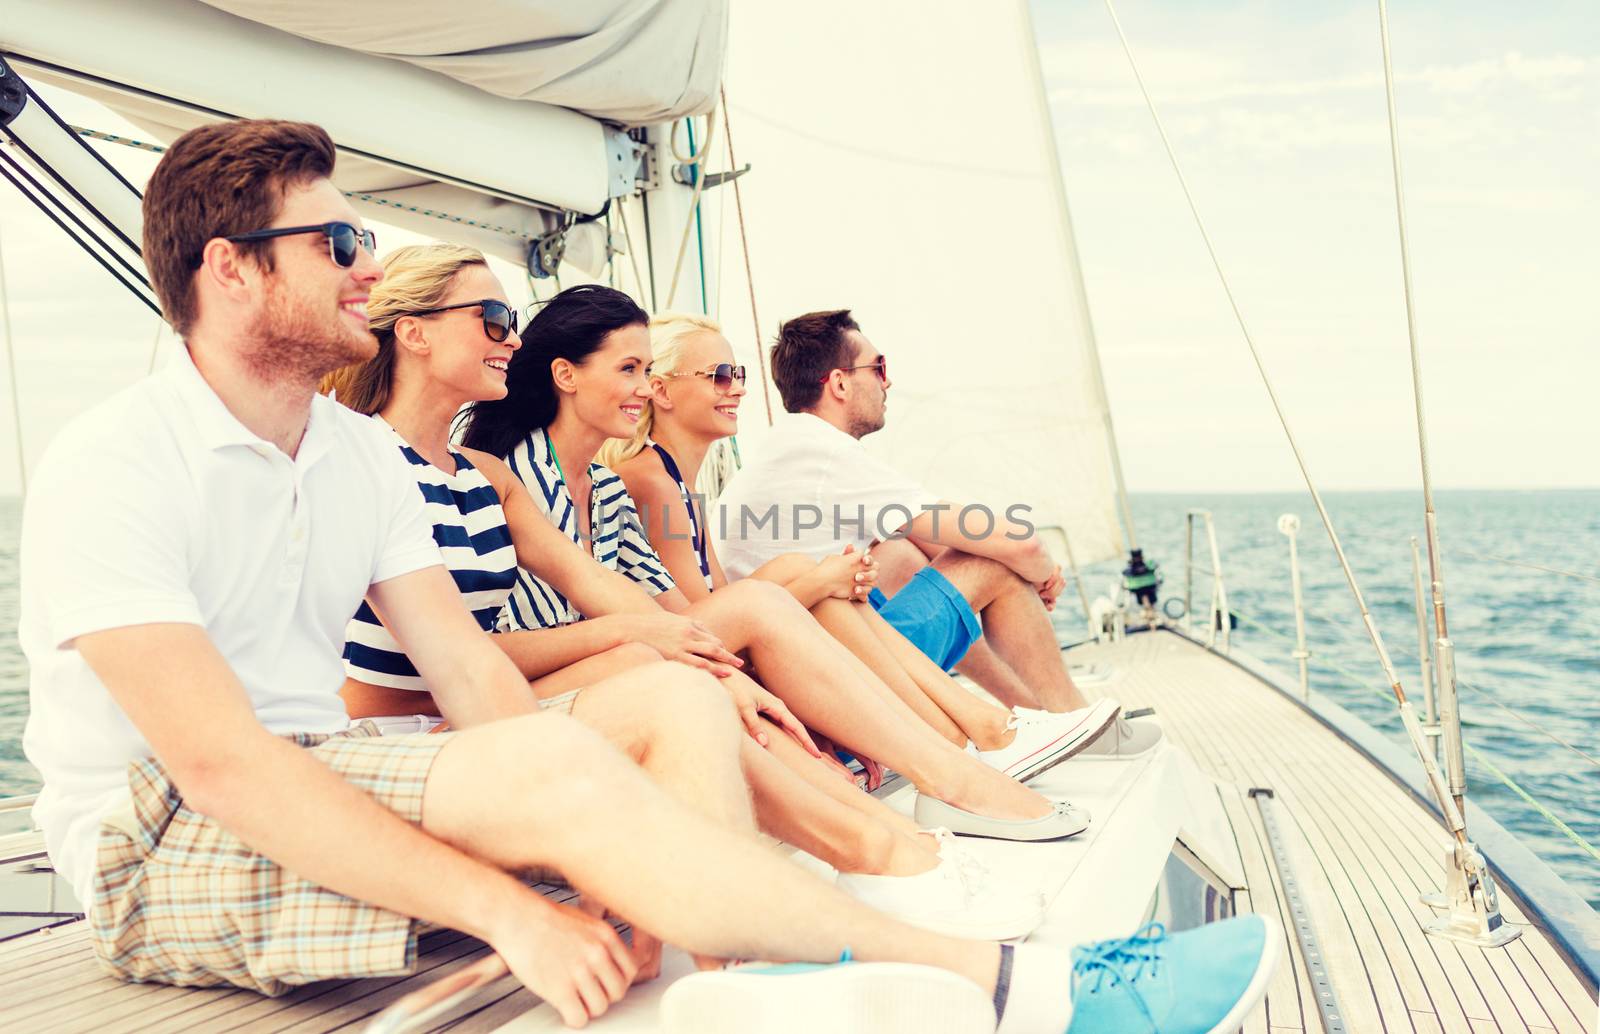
[
  {"x1": 710, "y1": 0, "x2": 1126, "y2": 565},
  {"x1": 194, "y1": 0, "x2": 726, "y2": 124}
]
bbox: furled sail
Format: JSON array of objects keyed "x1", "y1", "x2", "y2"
[
  {"x1": 708, "y1": 0, "x2": 1126, "y2": 564},
  {"x1": 195, "y1": 0, "x2": 727, "y2": 125}
]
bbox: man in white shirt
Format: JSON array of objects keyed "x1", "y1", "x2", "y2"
[
  {"x1": 18, "y1": 117, "x2": 1277, "y2": 1033},
  {"x1": 717, "y1": 310, "x2": 1159, "y2": 757}
]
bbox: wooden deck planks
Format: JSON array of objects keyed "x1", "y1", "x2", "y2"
[{"x1": 1069, "y1": 632, "x2": 1596, "y2": 1034}]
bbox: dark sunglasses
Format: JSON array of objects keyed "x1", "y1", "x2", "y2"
[
  {"x1": 221, "y1": 221, "x2": 377, "y2": 269},
  {"x1": 822, "y1": 354, "x2": 888, "y2": 385},
  {"x1": 401, "y1": 299, "x2": 519, "y2": 343},
  {"x1": 663, "y1": 362, "x2": 747, "y2": 394}
]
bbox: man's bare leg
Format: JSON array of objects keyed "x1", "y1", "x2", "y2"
[
  {"x1": 421, "y1": 665, "x2": 1002, "y2": 988},
  {"x1": 869, "y1": 536, "x2": 929, "y2": 596},
  {"x1": 684, "y1": 581, "x2": 1055, "y2": 822},
  {"x1": 954, "y1": 638, "x2": 1043, "y2": 712},
  {"x1": 934, "y1": 553, "x2": 1088, "y2": 714}
]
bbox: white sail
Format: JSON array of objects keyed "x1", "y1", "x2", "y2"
[{"x1": 708, "y1": 0, "x2": 1126, "y2": 564}]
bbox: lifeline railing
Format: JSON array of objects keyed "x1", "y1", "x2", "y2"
[
  {"x1": 1182, "y1": 509, "x2": 1230, "y2": 653},
  {"x1": 1228, "y1": 518, "x2": 1600, "y2": 878}
]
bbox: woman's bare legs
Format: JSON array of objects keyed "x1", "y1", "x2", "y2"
[
  {"x1": 852, "y1": 603, "x2": 1019, "y2": 750},
  {"x1": 760, "y1": 718, "x2": 924, "y2": 839},
  {"x1": 747, "y1": 553, "x2": 1004, "y2": 746},
  {"x1": 683, "y1": 580, "x2": 1054, "y2": 822},
  {"x1": 422, "y1": 668, "x2": 1003, "y2": 992},
  {"x1": 543, "y1": 644, "x2": 936, "y2": 879},
  {"x1": 739, "y1": 733, "x2": 937, "y2": 878}
]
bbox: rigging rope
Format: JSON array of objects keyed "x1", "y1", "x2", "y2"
[
  {"x1": 1450, "y1": 549, "x2": 1600, "y2": 588},
  {"x1": 0, "y1": 226, "x2": 25, "y2": 494},
  {"x1": 1099, "y1": 0, "x2": 1465, "y2": 842},
  {"x1": 719, "y1": 86, "x2": 775, "y2": 427},
  {"x1": 664, "y1": 106, "x2": 716, "y2": 310},
  {"x1": 615, "y1": 202, "x2": 649, "y2": 308}
]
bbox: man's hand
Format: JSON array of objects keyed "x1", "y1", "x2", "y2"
[
  {"x1": 575, "y1": 894, "x2": 662, "y2": 985},
  {"x1": 1036, "y1": 567, "x2": 1066, "y2": 612},
  {"x1": 614, "y1": 614, "x2": 743, "y2": 677},
  {"x1": 492, "y1": 894, "x2": 638, "y2": 1027}
]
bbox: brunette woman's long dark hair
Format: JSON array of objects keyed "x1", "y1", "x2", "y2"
[{"x1": 458, "y1": 284, "x2": 649, "y2": 458}]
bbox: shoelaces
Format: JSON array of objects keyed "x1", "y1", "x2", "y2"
[
  {"x1": 931, "y1": 828, "x2": 992, "y2": 896},
  {"x1": 1070, "y1": 921, "x2": 1167, "y2": 1026}
]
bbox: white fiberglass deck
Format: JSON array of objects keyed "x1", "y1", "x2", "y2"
[{"x1": 0, "y1": 630, "x2": 1594, "y2": 1032}]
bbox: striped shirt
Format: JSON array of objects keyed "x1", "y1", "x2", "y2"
[
  {"x1": 499, "y1": 427, "x2": 675, "y2": 630},
  {"x1": 650, "y1": 440, "x2": 713, "y2": 591},
  {"x1": 343, "y1": 425, "x2": 517, "y2": 690}
]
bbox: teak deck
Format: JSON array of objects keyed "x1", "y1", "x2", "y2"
[{"x1": 1, "y1": 630, "x2": 1594, "y2": 1033}]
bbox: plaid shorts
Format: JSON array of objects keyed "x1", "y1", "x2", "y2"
[{"x1": 88, "y1": 721, "x2": 448, "y2": 995}]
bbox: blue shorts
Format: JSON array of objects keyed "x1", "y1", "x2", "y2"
[{"x1": 868, "y1": 567, "x2": 982, "y2": 672}]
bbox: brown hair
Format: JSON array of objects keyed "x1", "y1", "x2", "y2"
[
  {"x1": 321, "y1": 243, "x2": 488, "y2": 415},
  {"x1": 142, "y1": 119, "x2": 336, "y2": 337},
  {"x1": 770, "y1": 309, "x2": 860, "y2": 412}
]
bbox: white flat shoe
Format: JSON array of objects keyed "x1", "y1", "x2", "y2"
[
  {"x1": 913, "y1": 794, "x2": 1091, "y2": 841},
  {"x1": 835, "y1": 829, "x2": 1044, "y2": 940}
]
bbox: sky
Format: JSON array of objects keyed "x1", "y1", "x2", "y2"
[
  {"x1": 0, "y1": 1, "x2": 1595, "y2": 495},
  {"x1": 1031, "y1": 0, "x2": 1598, "y2": 492}
]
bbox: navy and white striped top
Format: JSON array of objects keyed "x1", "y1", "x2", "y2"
[
  {"x1": 498, "y1": 427, "x2": 675, "y2": 630},
  {"x1": 650, "y1": 440, "x2": 713, "y2": 591},
  {"x1": 343, "y1": 423, "x2": 517, "y2": 690}
]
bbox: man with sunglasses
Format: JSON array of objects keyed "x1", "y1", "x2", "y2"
[
  {"x1": 716, "y1": 310, "x2": 1162, "y2": 760},
  {"x1": 18, "y1": 118, "x2": 1279, "y2": 1034}
]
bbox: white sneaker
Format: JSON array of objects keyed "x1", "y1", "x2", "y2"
[
  {"x1": 661, "y1": 959, "x2": 997, "y2": 1034},
  {"x1": 1072, "y1": 713, "x2": 1164, "y2": 761},
  {"x1": 974, "y1": 699, "x2": 1119, "y2": 782},
  {"x1": 835, "y1": 830, "x2": 1045, "y2": 941}
]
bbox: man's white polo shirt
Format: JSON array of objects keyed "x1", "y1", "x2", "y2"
[
  {"x1": 19, "y1": 346, "x2": 443, "y2": 904},
  {"x1": 714, "y1": 412, "x2": 938, "y2": 579}
]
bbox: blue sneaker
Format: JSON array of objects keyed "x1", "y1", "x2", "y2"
[
  {"x1": 1065, "y1": 915, "x2": 1281, "y2": 1033},
  {"x1": 661, "y1": 954, "x2": 996, "y2": 1034}
]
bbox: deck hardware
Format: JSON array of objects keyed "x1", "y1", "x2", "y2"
[
  {"x1": 1121, "y1": 547, "x2": 1159, "y2": 612},
  {"x1": 1184, "y1": 511, "x2": 1229, "y2": 653},
  {"x1": 671, "y1": 162, "x2": 751, "y2": 189},
  {"x1": 1409, "y1": 536, "x2": 1441, "y2": 761},
  {"x1": 1249, "y1": 787, "x2": 1348, "y2": 1034},
  {"x1": 0, "y1": 59, "x2": 28, "y2": 126},
  {"x1": 1277, "y1": 514, "x2": 1312, "y2": 699}
]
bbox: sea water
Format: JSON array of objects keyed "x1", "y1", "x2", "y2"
[{"x1": 1, "y1": 490, "x2": 1595, "y2": 907}]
